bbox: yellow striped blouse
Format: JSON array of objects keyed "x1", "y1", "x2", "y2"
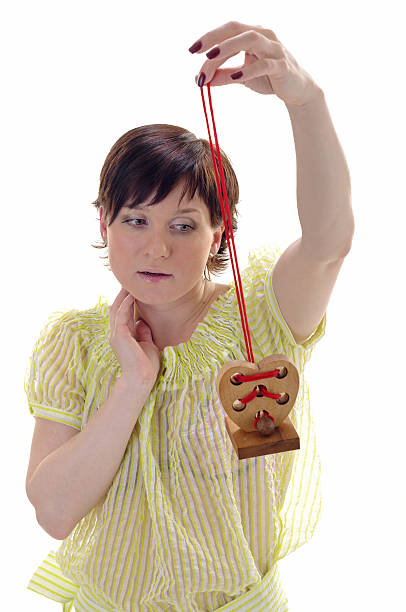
[{"x1": 25, "y1": 245, "x2": 326, "y2": 612}]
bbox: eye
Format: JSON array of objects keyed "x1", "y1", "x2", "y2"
[
  {"x1": 173, "y1": 223, "x2": 195, "y2": 232},
  {"x1": 123, "y1": 218, "x2": 194, "y2": 232},
  {"x1": 125, "y1": 218, "x2": 145, "y2": 227}
]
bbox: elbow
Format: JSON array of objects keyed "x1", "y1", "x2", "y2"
[
  {"x1": 340, "y1": 235, "x2": 353, "y2": 258},
  {"x1": 343, "y1": 226, "x2": 355, "y2": 256},
  {"x1": 335, "y1": 213, "x2": 355, "y2": 259},
  {"x1": 343, "y1": 206, "x2": 356, "y2": 255},
  {"x1": 26, "y1": 484, "x2": 70, "y2": 540},
  {"x1": 35, "y1": 506, "x2": 70, "y2": 540},
  {"x1": 331, "y1": 225, "x2": 355, "y2": 260},
  {"x1": 332, "y1": 202, "x2": 356, "y2": 259}
]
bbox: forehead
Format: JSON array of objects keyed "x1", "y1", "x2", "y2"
[
  {"x1": 122, "y1": 204, "x2": 202, "y2": 214},
  {"x1": 122, "y1": 190, "x2": 207, "y2": 215},
  {"x1": 121, "y1": 180, "x2": 211, "y2": 219}
]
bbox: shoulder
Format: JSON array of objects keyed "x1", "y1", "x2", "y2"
[
  {"x1": 213, "y1": 282, "x2": 231, "y2": 299},
  {"x1": 31, "y1": 296, "x2": 109, "y2": 354},
  {"x1": 246, "y1": 246, "x2": 282, "y2": 280}
]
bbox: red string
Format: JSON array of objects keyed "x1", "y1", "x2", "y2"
[
  {"x1": 200, "y1": 84, "x2": 255, "y2": 363},
  {"x1": 233, "y1": 369, "x2": 281, "y2": 383},
  {"x1": 240, "y1": 386, "x2": 282, "y2": 404}
]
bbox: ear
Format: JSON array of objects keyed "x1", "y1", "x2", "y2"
[
  {"x1": 211, "y1": 225, "x2": 224, "y2": 252},
  {"x1": 99, "y1": 207, "x2": 107, "y2": 243}
]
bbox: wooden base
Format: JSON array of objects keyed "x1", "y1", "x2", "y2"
[{"x1": 225, "y1": 415, "x2": 300, "y2": 460}]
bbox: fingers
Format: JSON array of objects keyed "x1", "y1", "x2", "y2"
[
  {"x1": 122, "y1": 295, "x2": 136, "y2": 338},
  {"x1": 189, "y1": 20, "x2": 253, "y2": 54},
  {"x1": 109, "y1": 288, "x2": 128, "y2": 323},
  {"x1": 135, "y1": 319, "x2": 153, "y2": 344},
  {"x1": 133, "y1": 301, "x2": 140, "y2": 323},
  {"x1": 195, "y1": 62, "x2": 244, "y2": 87},
  {"x1": 109, "y1": 288, "x2": 134, "y2": 335},
  {"x1": 190, "y1": 21, "x2": 282, "y2": 87},
  {"x1": 189, "y1": 21, "x2": 279, "y2": 55},
  {"x1": 197, "y1": 32, "x2": 282, "y2": 86}
]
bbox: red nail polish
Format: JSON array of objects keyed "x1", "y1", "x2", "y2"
[
  {"x1": 231, "y1": 71, "x2": 243, "y2": 80},
  {"x1": 206, "y1": 47, "x2": 220, "y2": 59},
  {"x1": 189, "y1": 40, "x2": 202, "y2": 53},
  {"x1": 198, "y1": 72, "x2": 206, "y2": 87}
]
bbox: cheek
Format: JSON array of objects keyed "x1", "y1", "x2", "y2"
[
  {"x1": 180, "y1": 245, "x2": 209, "y2": 268},
  {"x1": 107, "y1": 234, "x2": 133, "y2": 269},
  {"x1": 108, "y1": 230, "x2": 135, "y2": 252}
]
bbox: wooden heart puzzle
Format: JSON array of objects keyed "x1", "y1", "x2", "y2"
[{"x1": 216, "y1": 354, "x2": 300, "y2": 459}]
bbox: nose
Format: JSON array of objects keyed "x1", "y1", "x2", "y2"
[{"x1": 143, "y1": 230, "x2": 171, "y2": 258}]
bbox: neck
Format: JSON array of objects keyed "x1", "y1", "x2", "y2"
[{"x1": 135, "y1": 278, "x2": 216, "y2": 350}]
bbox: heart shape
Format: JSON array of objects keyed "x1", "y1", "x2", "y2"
[{"x1": 216, "y1": 354, "x2": 299, "y2": 434}]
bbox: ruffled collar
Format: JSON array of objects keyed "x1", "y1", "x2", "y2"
[
  {"x1": 159, "y1": 283, "x2": 245, "y2": 382},
  {"x1": 86, "y1": 280, "x2": 248, "y2": 385}
]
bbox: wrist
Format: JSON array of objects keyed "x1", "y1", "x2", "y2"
[
  {"x1": 285, "y1": 84, "x2": 325, "y2": 114},
  {"x1": 116, "y1": 372, "x2": 153, "y2": 397}
]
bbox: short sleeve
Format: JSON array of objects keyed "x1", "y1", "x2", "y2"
[
  {"x1": 24, "y1": 310, "x2": 86, "y2": 430},
  {"x1": 246, "y1": 245, "x2": 326, "y2": 357}
]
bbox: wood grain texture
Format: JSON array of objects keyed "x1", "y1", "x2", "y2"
[
  {"x1": 217, "y1": 354, "x2": 299, "y2": 432},
  {"x1": 224, "y1": 415, "x2": 300, "y2": 460}
]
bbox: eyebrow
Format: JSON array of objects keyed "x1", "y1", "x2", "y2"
[{"x1": 122, "y1": 205, "x2": 201, "y2": 215}]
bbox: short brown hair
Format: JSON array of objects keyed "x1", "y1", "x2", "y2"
[{"x1": 91, "y1": 124, "x2": 240, "y2": 279}]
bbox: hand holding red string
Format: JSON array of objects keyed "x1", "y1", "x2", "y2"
[{"x1": 189, "y1": 20, "x2": 320, "y2": 107}]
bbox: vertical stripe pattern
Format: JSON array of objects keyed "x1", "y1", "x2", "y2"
[{"x1": 24, "y1": 245, "x2": 326, "y2": 611}]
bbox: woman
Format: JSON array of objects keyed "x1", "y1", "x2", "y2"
[{"x1": 25, "y1": 21, "x2": 354, "y2": 612}]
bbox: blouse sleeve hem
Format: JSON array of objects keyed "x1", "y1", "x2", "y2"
[
  {"x1": 264, "y1": 260, "x2": 327, "y2": 352},
  {"x1": 28, "y1": 402, "x2": 82, "y2": 430}
]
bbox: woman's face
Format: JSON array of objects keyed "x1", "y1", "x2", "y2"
[{"x1": 99, "y1": 181, "x2": 223, "y2": 307}]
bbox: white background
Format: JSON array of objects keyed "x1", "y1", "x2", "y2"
[{"x1": 2, "y1": 1, "x2": 405, "y2": 610}]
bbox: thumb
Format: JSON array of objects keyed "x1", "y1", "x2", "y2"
[{"x1": 135, "y1": 319, "x2": 154, "y2": 344}]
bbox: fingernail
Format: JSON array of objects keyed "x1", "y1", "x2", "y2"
[
  {"x1": 231, "y1": 71, "x2": 243, "y2": 80},
  {"x1": 198, "y1": 72, "x2": 206, "y2": 87},
  {"x1": 189, "y1": 40, "x2": 202, "y2": 53},
  {"x1": 206, "y1": 47, "x2": 220, "y2": 59}
]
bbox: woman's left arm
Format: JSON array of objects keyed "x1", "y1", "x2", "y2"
[
  {"x1": 189, "y1": 20, "x2": 355, "y2": 261},
  {"x1": 285, "y1": 89, "x2": 354, "y2": 262},
  {"x1": 190, "y1": 21, "x2": 355, "y2": 343}
]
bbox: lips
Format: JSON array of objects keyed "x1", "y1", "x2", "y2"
[{"x1": 140, "y1": 271, "x2": 171, "y2": 276}]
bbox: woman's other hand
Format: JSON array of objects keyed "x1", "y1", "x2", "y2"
[
  {"x1": 189, "y1": 20, "x2": 320, "y2": 107},
  {"x1": 109, "y1": 288, "x2": 161, "y2": 388}
]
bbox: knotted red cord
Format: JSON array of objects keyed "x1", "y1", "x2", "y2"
[{"x1": 200, "y1": 84, "x2": 255, "y2": 363}]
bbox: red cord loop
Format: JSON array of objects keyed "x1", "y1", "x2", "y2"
[
  {"x1": 200, "y1": 84, "x2": 255, "y2": 363},
  {"x1": 233, "y1": 369, "x2": 280, "y2": 383}
]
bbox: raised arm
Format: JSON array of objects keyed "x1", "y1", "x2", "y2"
[
  {"x1": 189, "y1": 21, "x2": 354, "y2": 344},
  {"x1": 271, "y1": 89, "x2": 354, "y2": 345}
]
